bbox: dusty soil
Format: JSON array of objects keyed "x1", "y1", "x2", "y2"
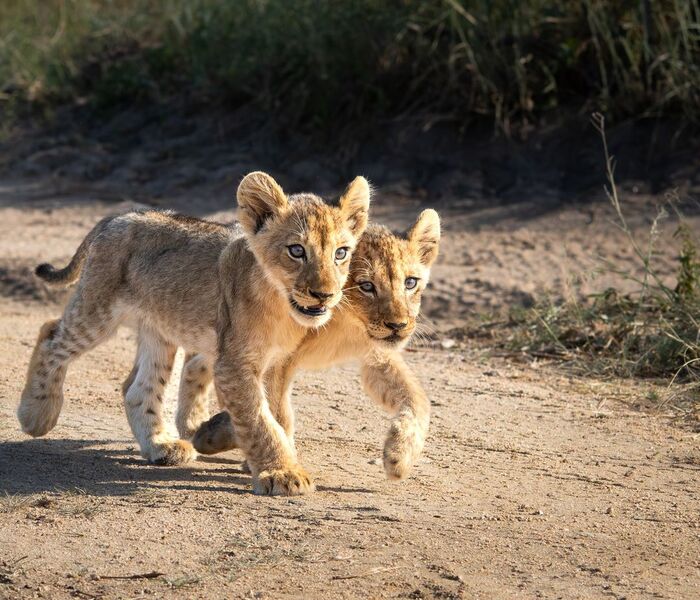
[{"x1": 1, "y1": 113, "x2": 699, "y2": 599}]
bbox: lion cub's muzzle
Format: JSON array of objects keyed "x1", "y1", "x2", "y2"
[
  {"x1": 374, "y1": 319, "x2": 416, "y2": 346},
  {"x1": 289, "y1": 288, "x2": 342, "y2": 320}
]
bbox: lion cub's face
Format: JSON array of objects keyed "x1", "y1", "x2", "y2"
[
  {"x1": 237, "y1": 172, "x2": 371, "y2": 327},
  {"x1": 345, "y1": 210, "x2": 440, "y2": 348}
]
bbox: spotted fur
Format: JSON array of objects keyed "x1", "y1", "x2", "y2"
[
  {"x1": 189, "y1": 210, "x2": 441, "y2": 481},
  {"x1": 17, "y1": 171, "x2": 370, "y2": 495}
]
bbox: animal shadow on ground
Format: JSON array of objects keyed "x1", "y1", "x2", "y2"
[{"x1": 0, "y1": 438, "x2": 250, "y2": 497}]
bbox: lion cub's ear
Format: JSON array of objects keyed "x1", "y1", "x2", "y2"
[
  {"x1": 237, "y1": 171, "x2": 288, "y2": 235},
  {"x1": 339, "y1": 176, "x2": 371, "y2": 237},
  {"x1": 407, "y1": 209, "x2": 441, "y2": 267}
]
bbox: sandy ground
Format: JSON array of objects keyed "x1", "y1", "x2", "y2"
[{"x1": 1, "y1": 182, "x2": 699, "y2": 599}]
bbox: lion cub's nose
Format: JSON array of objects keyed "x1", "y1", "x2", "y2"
[
  {"x1": 309, "y1": 289, "x2": 334, "y2": 301},
  {"x1": 384, "y1": 321, "x2": 408, "y2": 331}
]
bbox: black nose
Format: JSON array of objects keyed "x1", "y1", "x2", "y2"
[
  {"x1": 384, "y1": 321, "x2": 408, "y2": 331},
  {"x1": 309, "y1": 289, "x2": 334, "y2": 301}
]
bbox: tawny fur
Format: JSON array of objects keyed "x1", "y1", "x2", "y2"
[
  {"x1": 18, "y1": 171, "x2": 370, "y2": 496},
  {"x1": 175, "y1": 353, "x2": 213, "y2": 440},
  {"x1": 190, "y1": 211, "x2": 441, "y2": 481}
]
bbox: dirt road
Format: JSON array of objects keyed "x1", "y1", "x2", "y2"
[{"x1": 1, "y1": 184, "x2": 699, "y2": 599}]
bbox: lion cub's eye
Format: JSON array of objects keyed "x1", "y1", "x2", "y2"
[
  {"x1": 359, "y1": 281, "x2": 375, "y2": 294},
  {"x1": 335, "y1": 247, "x2": 349, "y2": 261},
  {"x1": 405, "y1": 277, "x2": 419, "y2": 290},
  {"x1": 287, "y1": 244, "x2": 306, "y2": 260}
]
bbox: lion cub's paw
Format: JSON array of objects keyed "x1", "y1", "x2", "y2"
[
  {"x1": 253, "y1": 465, "x2": 314, "y2": 496},
  {"x1": 149, "y1": 439, "x2": 197, "y2": 466},
  {"x1": 18, "y1": 393, "x2": 60, "y2": 438},
  {"x1": 191, "y1": 411, "x2": 237, "y2": 455},
  {"x1": 383, "y1": 419, "x2": 424, "y2": 480}
]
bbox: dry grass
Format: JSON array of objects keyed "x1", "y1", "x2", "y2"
[
  {"x1": 0, "y1": 489, "x2": 104, "y2": 518},
  {"x1": 483, "y1": 114, "x2": 700, "y2": 420},
  {"x1": 0, "y1": 492, "x2": 33, "y2": 514}
]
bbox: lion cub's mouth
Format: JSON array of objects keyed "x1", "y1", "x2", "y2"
[
  {"x1": 383, "y1": 332, "x2": 404, "y2": 343},
  {"x1": 290, "y1": 298, "x2": 328, "y2": 318},
  {"x1": 373, "y1": 329, "x2": 413, "y2": 346},
  {"x1": 377, "y1": 332, "x2": 408, "y2": 345}
]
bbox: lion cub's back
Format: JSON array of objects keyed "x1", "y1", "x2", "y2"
[{"x1": 92, "y1": 210, "x2": 239, "y2": 340}]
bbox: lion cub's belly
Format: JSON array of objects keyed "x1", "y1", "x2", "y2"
[{"x1": 125, "y1": 306, "x2": 218, "y2": 359}]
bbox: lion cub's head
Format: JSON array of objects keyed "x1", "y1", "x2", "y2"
[
  {"x1": 237, "y1": 171, "x2": 371, "y2": 328},
  {"x1": 345, "y1": 210, "x2": 440, "y2": 348}
]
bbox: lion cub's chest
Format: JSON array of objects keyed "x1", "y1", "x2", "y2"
[{"x1": 293, "y1": 315, "x2": 368, "y2": 371}]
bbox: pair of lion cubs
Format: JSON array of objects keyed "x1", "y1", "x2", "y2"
[{"x1": 18, "y1": 171, "x2": 440, "y2": 496}]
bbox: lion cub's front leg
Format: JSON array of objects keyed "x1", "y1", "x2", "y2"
[
  {"x1": 191, "y1": 410, "x2": 237, "y2": 455},
  {"x1": 361, "y1": 351, "x2": 430, "y2": 480},
  {"x1": 191, "y1": 361, "x2": 295, "y2": 457},
  {"x1": 214, "y1": 352, "x2": 313, "y2": 496}
]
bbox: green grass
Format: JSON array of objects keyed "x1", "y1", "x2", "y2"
[
  {"x1": 491, "y1": 114, "x2": 700, "y2": 419},
  {"x1": 1, "y1": 1, "x2": 699, "y2": 132}
]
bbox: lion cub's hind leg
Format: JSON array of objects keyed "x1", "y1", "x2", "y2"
[
  {"x1": 122, "y1": 329, "x2": 196, "y2": 466},
  {"x1": 17, "y1": 319, "x2": 64, "y2": 437},
  {"x1": 175, "y1": 353, "x2": 213, "y2": 440},
  {"x1": 18, "y1": 292, "x2": 122, "y2": 437}
]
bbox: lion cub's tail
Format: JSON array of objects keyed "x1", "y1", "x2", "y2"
[{"x1": 35, "y1": 215, "x2": 116, "y2": 286}]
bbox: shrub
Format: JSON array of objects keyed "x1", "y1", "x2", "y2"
[
  {"x1": 1, "y1": 1, "x2": 699, "y2": 131},
  {"x1": 499, "y1": 115, "x2": 699, "y2": 419}
]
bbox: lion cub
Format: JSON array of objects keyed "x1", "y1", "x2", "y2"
[
  {"x1": 184, "y1": 211, "x2": 441, "y2": 482},
  {"x1": 18, "y1": 172, "x2": 370, "y2": 496}
]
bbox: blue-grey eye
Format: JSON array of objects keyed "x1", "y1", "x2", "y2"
[
  {"x1": 359, "y1": 281, "x2": 375, "y2": 293},
  {"x1": 335, "y1": 247, "x2": 349, "y2": 261},
  {"x1": 288, "y1": 244, "x2": 305, "y2": 259},
  {"x1": 405, "y1": 277, "x2": 419, "y2": 290}
]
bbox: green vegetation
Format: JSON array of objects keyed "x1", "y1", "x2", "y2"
[
  {"x1": 1, "y1": 1, "x2": 699, "y2": 131},
  {"x1": 499, "y1": 115, "x2": 699, "y2": 415}
]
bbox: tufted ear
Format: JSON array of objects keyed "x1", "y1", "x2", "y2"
[
  {"x1": 407, "y1": 209, "x2": 441, "y2": 267},
  {"x1": 237, "y1": 171, "x2": 288, "y2": 235},
  {"x1": 339, "y1": 176, "x2": 371, "y2": 237}
]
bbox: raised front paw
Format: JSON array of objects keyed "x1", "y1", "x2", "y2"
[
  {"x1": 253, "y1": 465, "x2": 314, "y2": 496},
  {"x1": 191, "y1": 411, "x2": 237, "y2": 455},
  {"x1": 148, "y1": 439, "x2": 197, "y2": 466},
  {"x1": 383, "y1": 417, "x2": 425, "y2": 480}
]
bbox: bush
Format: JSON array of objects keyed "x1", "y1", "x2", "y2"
[
  {"x1": 1, "y1": 1, "x2": 699, "y2": 132},
  {"x1": 499, "y1": 115, "x2": 699, "y2": 418}
]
